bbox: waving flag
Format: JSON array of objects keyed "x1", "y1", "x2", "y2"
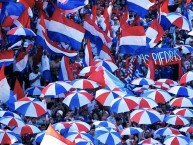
[
  {"x1": 15, "y1": 50, "x2": 29, "y2": 72},
  {"x1": 146, "y1": 54, "x2": 155, "y2": 80},
  {"x1": 58, "y1": 56, "x2": 74, "y2": 81},
  {"x1": 127, "y1": 0, "x2": 154, "y2": 18},
  {"x1": 119, "y1": 26, "x2": 147, "y2": 55},
  {"x1": 57, "y1": 0, "x2": 88, "y2": 14},
  {"x1": 83, "y1": 39, "x2": 94, "y2": 67},
  {"x1": 14, "y1": 78, "x2": 25, "y2": 100},
  {"x1": 0, "y1": 50, "x2": 14, "y2": 67},
  {"x1": 99, "y1": 44, "x2": 115, "y2": 63},
  {"x1": 146, "y1": 19, "x2": 164, "y2": 48}
]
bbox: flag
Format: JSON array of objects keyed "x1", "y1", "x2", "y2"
[
  {"x1": 146, "y1": 54, "x2": 155, "y2": 80},
  {"x1": 127, "y1": 0, "x2": 154, "y2": 18},
  {"x1": 41, "y1": 124, "x2": 75, "y2": 145},
  {"x1": 91, "y1": 0, "x2": 97, "y2": 22},
  {"x1": 146, "y1": 19, "x2": 164, "y2": 48},
  {"x1": 83, "y1": 39, "x2": 94, "y2": 67},
  {"x1": 58, "y1": 56, "x2": 74, "y2": 81},
  {"x1": 119, "y1": 6, "x2": 129, "y2": 30},
  {"x1": 103, "y1": 3, "x2": 113, "y2": 35},
  {"x1": 119, "y1": 26, "x2": 147, "y2": 55},
  {"x1": 0, "y1": 50, "x2": 14, "y2": 67},
  {"x1": 15, "y1": 51, "x2": 29, "y2": 72},
  {"x1": 99, "y1": 44, "x2": 115, "y2": 63},
  {"x1": 0, "y1": 65, "x2": 10, "y2": 103},
  {"x1": 14, "y1": 78, "x2": 25, "y2": 100}
]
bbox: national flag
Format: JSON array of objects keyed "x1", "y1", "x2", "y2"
[
  {"x1": 146, "y1": 19, "x2": 164, "y2": 48},
  {"x1": 83, "y1": 39, "x2": 94, "y2": 67},
  {"x1": 146, "y1": 54, "x2": 155, "y2": 80},
  {"x1": 84, "y1": 15, "x2": 112, "y2": 54},
  {"x1": 15, "y1": 50, "x2": 29, "y2": 72},
  {"x1": 47, "y1": 8, "x2": 85, "y2": 50},
  {"x1": 187, "y1": 0, "x2": 191, "y2": 5},
  {"x1": 18, "y1": 0, "x2": 33, "y2": 17},
  {"x1": 8, "y1": 40, "x2": 23, "y2": 50},
  {"x1": 58, "y1": 56, "x2": 74, "y2": 81},
  {"x1": 91, "y1": 0, "x2": 97, "y2": 22},
  {"x1": 103, "y1": 3, "x2": 113, "y2": 35},
  {"x1": 130, "y1": 15, "x2": 140, "y2": 27},
  {"x1": 0, "y1": 65, "x2": 10, "y2": 103},
  {"x1": 57, "y1": 0, "x2": 88, "y2": 14},
  {"x1": 127, "y1": 0, "x2": 154, "y2": 18},
  {"x1": 41, "y1": 124, "x2": 75, "y2": 145},
  {"x1": 99, "y1": 44, "x2": 115, "y2": 63},
  {"x1": 119, "y1": 6, "x2": 129, "y2": 30},
  {"x1": 0, "y1": 50, "x2": 14, "y2": 67},
  {"x1": 14, "y1": 78, "x2": 25, "y2": 100},
  {"x1": 119, "y1": 26, "x2": 147, "y2": 55}
]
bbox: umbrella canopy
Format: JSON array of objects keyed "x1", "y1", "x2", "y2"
[
  {"x1": 120, "y1": 127, "x2": 143, "y2": 136},
  {"x1": 153, "y1": 81, "x2": 170, "y2": 90},
  {"x1": 164, "y1": 115, "x2": 189, "y2": 126},
  {"x1": 164, "y1": 135, "x2": 189, "y2": 145},
  {"x1": 169, "y1": 97, "x2": 193, "y2": 107},
  {"x1": 179, "y1": 71, "x2": 193, "y2": 85},
  {"x1": 14, "y1": 97, "x2": 47, "y2": 117},
  {"x1": 95, "y1": 127, "x2": 121, "y2": 145},
  {"x1": 25, "y1": 86, "x2": 44, "y2": 96},
  {"x1": 133, "y1": 87, "x2": 148, "y2": 94},
  {"x1": 178, "y1": 45, "x2": 193, "y2": 54},
  {"x1": 141, "y1": 89, "x2": 172, "y2": 104},
  {"x1": 156, "y1": 79, "x2": 178, "y2": 86},
  {"x1": 154, "y1": 127, "x2": 180, "y2": 136},
  {"x1": 173, "y1": 108, "x2": 193, "y2": 117},
  {"x1": 0, "y1": 116, "x2": 25, "y2": 127},
  {"x1": 168, "y1": 86, "x2": 193, "y2": 97},
  {"x1": 0, "y1": 129, "x2": 18, "y2": 144},
  {"x1": 179, "y1": 127, "x2": 193, "y2": 133},
  {"x1": 93, "y1": 121, "x2": 116, "y2": 129},
  {"x1": 110, "y1": 96, "x2": 139, "y2": 113},
  {"x1": 131, "y1": 78, "x2": 155, "y2": 85},
  {"x1": 63, "y1": 90, "x2": 94, "y2": 108},
  {"x1": 166, "y1": 12, "x2": 192, "y2": 31},
  {"x1": 41, "y1": 81, "x2": 73, "y2": 98},
  {"x1": 74, "y1": 138, "x2": 93, "y2": 145},
  {"x1": 94, "y1": 59, "x2": 118, "y2": 72},
  {"x1": 53, "y1": 122, "x2": 71, "y2": 132},
  {"x1": 7, "y1": 27, "x2": 36, "y2": 36},
  {"x1": 138, "y1": 138, "x2": 162, "y2": 145},
  {"x1": 130, "y1": 108, "x2": 161, "y2": 124},
  {"x1": 35, "y1": 132, "x2": 45, "y2": 143},
  {"x1": 13, "y1": 124, "x2": 41, "y2": 135},
  {"x1": 70, "y1": 79, "x2": 99, "y2": 89},
  {"x1": 79, "y1": 66, "x2": 98, "y2": 77},
  {"x1": 95, "y1": 87, "x2": 126, "y2": 106},
  {"x1": 137, "y1": 97, "x2": 158, "y2": 109},
  {"x1": 68, "y1": 121, "x2": 91, "y2": 132},
  {"x1": 0, "y1": 111, "x2": 21, "y2": 119}
]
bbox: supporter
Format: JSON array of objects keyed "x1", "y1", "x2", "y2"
[{"x1": 29, "y1": 65, "x2": 41, "y2": 87}]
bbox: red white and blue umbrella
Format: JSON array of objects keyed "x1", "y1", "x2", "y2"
[
  {"x1": 94, "y1": 59, "x2": 118, "y2": 72},
  {"x1": 70, "y1": 79, "x2": 99, "y2": 89},
  {"x1": 7, "y1": 27, "x2": 36, "y2": 36},
  {"x1": 52, "y1": 122, "x2": 71, "y2": 132},
  {"x1": 13, "y1": 124, "x2": 41, "y2": 135},
  {"x1": 169, "y1": 97, "x2": 193, "y2": 107},
  {"x1": 131, "y1": 78, "x2": 155, "y2": 85},
  {"x1": 68, "y1": 121, "x2": 91, "y2": 132},
  {"x1": 178, "y1": 45, "x2": 193, "y2": 54},
  {"x1": 0, "y1": 129, "x2": 18, "y2": 144},
  {"x1": 154, "y1": 127, "x2": 180, "y2": 136},
  {"x1": 120, "y1": 127, "x2": 143, "y2": 136},
  {"x1": 14, "y1": 97, "x2": 47, "y2": 117},
  {"x1": 25, "y1": 86, "x2": 44, "y2": 96},
  {"x1": 41, "y1": 81, "x2": 73, "y2": 98},
  {"x1": 179, "y1": 127, "x2": 193, "y2": 133},
  {"x1": 130, "y1": 108, "x2": 161, "y2": 124},
  {"x1": 95, "y1": 127, "x2": 121, "y2": 145},
  {"x1": 0, "y1": 117, "x2": 25, "y2": 127},
  {"x1": 164, "y1": 115, "x2": 189, "y2": 126},
  {"x1": 79, "y1": 66, "x2": 98, "y2": 77},
  {"x1": 35, "y1": 132, "x2": 45, "y2": 144},
  {"x1": 141, "y1": 89, "x2": 172, "y2": 104},
  {"x1": 66, "y1": 131, "x2": 94, "y2": 143},
  {"x1": 164, "y1": 135, "x2": 189, "y2": 145},
  {"x1": 95, "y1": 87, "x2": 126, "y2": 106},
  {"x1": 167, "y1": 12, "x2": 192, "y2": 31},
  {"x1": 157, "y1": 79, "x2": 178, "y2": 86},
  {"x1": 63, "y1": 90, "x2": 93, "y2": 108},
  {"x1": 173, "y1": 108, "x2": 193, "y2": 117},
  {"x1": 137, "y1": 97, "x2": 158, "y2": 109},
  {"x1": 179, "y1": 71, "x2": 193, "y2": 85},
  {"x1": 168, "y1": 86, "x2": 193, "y2": 97},
  {"x1": 110, "y1": 96, "x2": 139, "y2": 113},
  {"x1": 0, "y1": 111, "x2": 21, "y2": 119},
  {"x1": 153, "y1": 81, "x2": 170, "y2": 90},
  {"x1": 93, "y1": 121, "x2": 116, "y2": 129},
  {"x1": 133, "y1": 87, "x2": 148, "y2": 94},
  {"x1": 138, "y1": 138, "x2": 162, "y2": 145},
  {"x1": 74, "y1": 138, "x2": 93, "y2": 145}
]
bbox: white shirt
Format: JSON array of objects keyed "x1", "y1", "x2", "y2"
[
  {"x1": 29, "y1": 72, "x2": 41, "y2": 87},
  {"x1": 41, "y1": 55, "x2": 50, "y2": 71}
]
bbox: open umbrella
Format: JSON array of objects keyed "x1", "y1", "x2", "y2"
[
  {"x1": 53, "y1": 122, "x2": 71, "y2": 132},
  {"x1": 157, "y1": 79, "x2": 178, "y2": 86},
  {"x1": 25, "y1": 86, "x2": 44, "y2": 96},
  {"x1": 153, "y1": 81, "x2": 170, "y2": 90},
  {"x1": 138, "y1": 138, "x2": 162, "y2": 145},
  {"x1": 35, "y1": 132, "x2": 45, "y2": 144},
  {"x1": 137, "y1": 97, "x2": 158, "y2": 109},
  {"x1": 0, "y1": 117, "x2": 25, "y2": 127},
  {"x1": 164, "y1": 135, "x2": 189, "y2": 145},
  {"x1": 154, "y1": 127, "x2": 180, "y2": 136},
  {"x1": 168, "y1": 86, "x2": 193, "y2": 97},
  {"x1": 0, "y1": 111, "x2": 21, "y2": 119},
  {"x1": 179, "y1": 127, "x2": 193, "y2": 133},
  {"x1": 70, "y1": 79, "x2": 99, "y2": 89},
  {"x1": 178, "y1": 45, "x2": 193, "y2": 54},
  {"x1": 74, "y1": 138, "x2": 93, "y2": 145},
  {"x1": 169, "y1": 97, "x2": 193, "y2": 107},
  {"x1": 94, "y1": 59, "x2": 118, "y2": 72},
  {"x1": 79, "y1": 66, "x2": 98, "y2": 77},
  {"x1": 13, "y1": 124, "x2": 41, "y2": 135},
  {"x1": 164, "y1": 115, "x2": 189, "y2": 126},
  {"x1": 179, "y1": 71, "x2": 193, "y2": 85},
  {"x1": 173, "y1": 108, "x2": 193, "y2": 117},
  {"x1": 7, "y1": 27, "x2": 36, "y2": 36},
  {"x1": 131, "y1": 78, "x2": 155, "y2": 85},
  {"x1": 120, "y1": 127, "x2": 143, "y2": 136},
  {"x1": 0, "y1": 129, "x2": 18, "y2": 144},
  {"x1": 93, "y1": 121, "x2": 116, "y2": 129},
  {"x1": 68, "y1": 121, "x2": 91, "y2": 132}
]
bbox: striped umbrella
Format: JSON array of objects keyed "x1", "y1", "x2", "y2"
[
  {"x1": 0, "y1": 111, "x2": 21, "y2": 119},
  {"x1": 70, "y1": 79, "x2": 99, "y2": 89},
  {"x1": 0, "y1": 117, "x2": 25, "y2": 127},
  {"x1": 120, "y1": 127, "x2": 143, "y2": 136},
  {"x1": 74, "y1": 138, "x2": 94, "y2": 145},
  {"x1": 168, "y1": 86, "x2": 193, "y2": 97},
  {"x1": 138, "y1": 138, "x2": 162, "y2": 145},
  {"x1": 93, "y1": 121, "x2": 116, "y2": 129},
  {"x1": 173, "y1": 108, "x2": 193, "y2": 117},
  {"x1": 153, "y1": 81, "x2": 170, "y2": 90},
  {"x1": 133, "y1": 87, "x2": 148, "y2": 94},
  {"x1": 13, "y1": 124, "x2": 41, "y2": 135},
  {"x1": 169, "y1": 97, "x2": 193, "y2": 107},
  {"x1": 131, "y1": 78, "x2": 155, "y2": 85},
  {"x1": 94, "y1": 59, "x2": 118, "y2": 72},
  {"x1": 7, "y1": 27, "x2": 36, "y2": 36},
  {"x1": 25, "y1": 86, "x2": 44, "y2": 96},
  {"x1": 164, "y1": 135, "x2": 189, "y2": 145},
  {"x1": 154, "y1": 127, "x2": 180, "y2": 136},
  {"x1": 157, "y1": 79, "x2": 178, "y2": 86},
  {"x1": 178, "y1": 45, "x2": 193, "y2": 54},
  {"x1": 53, "y1": 122, "x2": 71, "y2": 132},
  {"x1": 179, "y1": 127, "x2": 193, "y2": 133},
  {"x1": 164, "y1": 115, "x2": 189, "y2": 126},
  {"x1": 68, "y1": 121, "x2": 90, "y2": 132},
  {"x1": 179, "y1": 71, "x2": 193, "y2": 85},
  {"x1": 79, "y1": 66, "x2": 98, "y2": 77},
  {"x1": 137, "y1": 97, "x2": 158, "y2": 109},
  {"x1": 35, "y1": 132, "x2": 45, "y2": 144},
  {"x1": 0, "y1": 129, "x2": 18, "y2": 144}
]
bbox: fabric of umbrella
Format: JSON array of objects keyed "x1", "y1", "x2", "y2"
[
  {"x1": 0, "y1": 111, "x2": 21, "y2": 119},
  {"x1": 164, "y1": 135, "x2": 189, "y2": 145},
  {"x1": 168, "y1": 86, "x2": 193, "y2": 97},
  {"x1": 79, "y1": 66, "x2": 98, "y2": 77},
  {"x1": 131, "y1": 78, "x2": 155, "y2": 85},
  {"x1": 173, "y1": 108, "x2": 193, "y2": 117},
  {"x1": 120, "y1": 127, "x2": 143, "y2": 136},
  {"x1": 13, "y1": 124, "x2": 41, "y2": 135},
  {"x1": 95, "y1": 127, "x2": 121, "y2": 145},
  {"x1": 138, "y1": 138, "x2": 162, "y2": 145},
  {"x1": 0, "y1": 116, "x2": 25, "y2": 127},
  {"x1": 52, "y1": 122, "x2": 71, "y2": 132},
  {"x1": 166, "y1": 12, "x2": 192, "y2": 31},
  {"x1": 133, "y1": 87, "x2": 148, "y2": 94},
  {"x1": 110, "y1": 96, "x2": 139, "y2": 113},
  {"x1": 137, "y1": 97, "x2": 158, "y2": 109},
  {"x1": 93, "y1": 121, "x2": 116, "y2": 129},
  {"x1": 154, "y1": 127, "x2": 180, "y2": 136},
  {"x1": 178, "y1": 45, "x2": 193, "y2": 54},
  {"x1": 70, "y1": 79, "x2": 99, "y2": 89},
  {"x1": 25, "y1": 86, "x2": 44, "y2": 96},
  {"x1": 40, "y1": 81, "x2": 73, "y2": 98},
  {"x1": 130, "y1": 108, "x2": 161, "y2": 124},
  {"x1": 74, "y1": 138, "x2": 94, "y2": 145},
  {"x1": 95, "y1": 87, "x2": 126, "y2": 106},
  {"x1": 35, "y1": 132, "x2": 45, "y2": 144},
  {"x1": 68, "y1": 121, "x2": 91, "y2": 132},
  {"x1": 94, "y1": 59, "x2": 118, "y2": 72},
  {"x1": 14, "y1": 97, "x2": 47, "y2": 117},
  {"x1": 141, "y1": 89, "x2": 172, "y2": 104},
  {"x1": 179, "y1": 71, "x2": 193, "y2": 85},
  {"x1": 63, "y1": 90, "x2": 93, "y2": 108},
  {"x1": 164, "y1": 115, "x2": 189, "y2": 126},
  {"x1": 179, "y1": 127, "x2": 193, "y2": 133},
  {"x1": 7, "y1": 27, "x2": 36, "y2": 36},
  {"x1": 0, "y1": 129, "x2": 18, "y2": 144},
  {"x1": 156, "y1": 79, "x2": 178, "y2": 86},
  {"x1": 169, "y1": 97, "x2": 193, "y2": 107},
  {"x1": 153, "y1": 81, "x2": 170, "y2": 90}
]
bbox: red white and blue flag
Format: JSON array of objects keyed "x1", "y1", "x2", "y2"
[
  {"x1": 99, "y1": 44, "x2": 115, "y2": 63},
  {"x1": 83, "y1": 39, "x2": 94, "y2": 67},
  {"x1": 0, "y1": 50, "x2": 14, "y2": 67}
]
